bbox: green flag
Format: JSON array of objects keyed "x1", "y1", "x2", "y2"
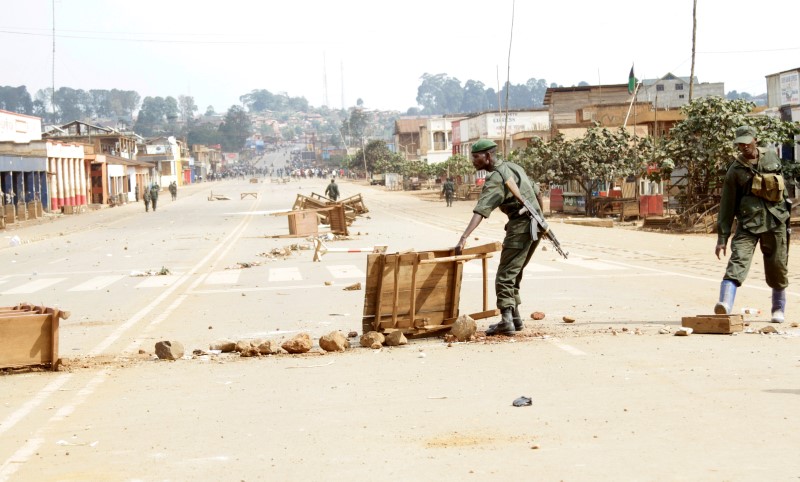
[{"x1": 628, "y1": 66, "x2": 637, "y2": 94}]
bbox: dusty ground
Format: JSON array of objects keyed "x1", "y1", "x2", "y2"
[{"x1": 2, "y1": 176, "x2": 799, "y2": 481}]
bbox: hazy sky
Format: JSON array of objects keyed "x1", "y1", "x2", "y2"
[{"x1": 2, "y1": 0, "x2": 798, "y2": 113}]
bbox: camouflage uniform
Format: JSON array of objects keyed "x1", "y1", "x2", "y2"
[
  {"x1": 473, "y1": 158, "x2": 542, "y2": 310},
  {"x1": 717, "y1": 147, "x2": 789, "y2": 289}
]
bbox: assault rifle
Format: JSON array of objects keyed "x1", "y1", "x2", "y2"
[{"x1": 505, "y1": 178, "x2": 569, "y2": 259}]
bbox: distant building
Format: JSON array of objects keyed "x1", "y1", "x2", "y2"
[
  {"x1": 636, "y1": 73, "x2": 724, "y2": 109},
  {"x1": 765, "y1": 67, "x2": 800, "y2": 161}
]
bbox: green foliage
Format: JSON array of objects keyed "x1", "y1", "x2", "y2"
[
  {"x1": 134, "y1": 96, "x2": 180, "y2": 136},
  {"x1": 218, "y1": 105, "x2": 252, "y2": 151},
  {"x1": 435, "y1": 154, "x2": 473, "y2": 178},
  {"x1": 511, "y1": 126, "x2": 652, "y2": 215},
  {"x1": 415, "y1": 73, "x2": 551, "y2": 114},
  {"x1": 239, "y1": 89, "x2": 309, "y2": 113},
  {"x1": 652, "y1": 96, "x2": 799, "y2": 208},
  {"x1": 187, "y1": 124, "x2": 223, "y2": 147},
  {"x1": 0, "y1": 85, "x2": 34, "y2": 114}
]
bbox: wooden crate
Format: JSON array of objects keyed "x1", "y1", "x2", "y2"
[
  {"x1": 326, "y1": 204, "x2": 349, "y2": 236},
  {"x1": 287, "y1": 210, "x2": 319, "y2": 236},
  {"x1": 681, "y1": 314, "x2": 744, "y2": 334},
  {"x1": 0, "y1": 304, "x2": 70, "y2": 370},
  {"x1": 361, "y1": 242, "x2": 501, "y2": 337}
]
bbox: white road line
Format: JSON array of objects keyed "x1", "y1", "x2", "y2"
[
  {"x1": 558, "y1": 257, "x2": 627, "y2": 271},
  {"x1": 205, "y1": 270, "x2": 242, "y2": 285},
  {"x1": 526, "y1": 263, "x2": 561, "y2": 273},
  {"x1": 68, "y1": 275, "x2": 126, "y2": 292},
  {"x1": 0, "y1": 374, "x2": 73, "y2": 436},
  {"x1": 0, "y1": 278, "x2": 66, "y2": 295},
  {"x1": 326, "y1": 265, "x2": 365, "y2": 279},
  {"x1": 0, "y1": 370, "x2": 110, "y2": 481},
  {"x1": 0, "y1": 198, "x2": 258, "y2": 471},
  {"x1": 546, "y1": 337, "x2": 588, "y2": 356},
  {"x1": 134, "y1": 274, "x2": 180, "y2": 288},
  {"x1": 269, "y1": 267, "x2": 302, "y2": 282}
]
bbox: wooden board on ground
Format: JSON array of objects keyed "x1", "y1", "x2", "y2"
[
  {"x1": 361, "y1": 242, "x2": 500, "y2": 337},
  {"x1": 285, "y1": 211, "x2": 319, "y2": 236},
  {"x1": 0, "y1": 304, "x2": 69, "y2": 370},
  {"x1": 240, "y1": 192, "x2": 258, "y2": 200},
  {"x1": 681, "y1": 314, "x2": 744, "y2": 334}
]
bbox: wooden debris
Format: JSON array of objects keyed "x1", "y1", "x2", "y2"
[
  {"x1": 680, "y1": 314, "x2": 743, "y2": 334},
  {"x1": 361, "y1": 242, "x2": 500, "y2": 338}
]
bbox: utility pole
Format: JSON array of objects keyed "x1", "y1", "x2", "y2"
[{"x1": 689, "y1": 0, "x2": 697, "y2": 102}]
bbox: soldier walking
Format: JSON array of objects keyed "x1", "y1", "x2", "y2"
[
  {"x1": 325, "y1": 178, "x2": 340, "y2": 201},
  {"x1": 715, "y1": 126, "x2": 790, "y2": 323},
  {"x1": 150, "y1": 184, "x2": 160, "y2": 212},
  {"x1": 143, "y1": 187, "x2": 151, "y2": 212},
  {"x1": 442, "y1": 177, "x2": 455, "y2": 207}
]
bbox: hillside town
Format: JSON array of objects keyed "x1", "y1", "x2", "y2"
[{"x1": 1, "y1": 68, "x2": 798, "y2": 226}]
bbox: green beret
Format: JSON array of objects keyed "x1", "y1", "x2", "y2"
[{"x1": 471, "y1": 139, "x2": 497, "y2": 153}]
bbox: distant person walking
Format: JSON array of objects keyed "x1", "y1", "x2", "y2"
[
  {"x1": 325, "y1": 178, "x2": 340, "y2": 201},
  {"x1": 169, "y1": 181, "x2": 177, "y2": 201},
  {"x1": 150, "y1": 184, "x2": 160, "y2": 211},
  {"x1": 143, "y1": 187, "x2": 151, "y2": 212},
  {"x1": 442, "y1": 177, "x2": 455, "y2": 207}
]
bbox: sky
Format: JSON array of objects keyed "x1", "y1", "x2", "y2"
[{"x1": 2, "y1": 0, "x2": 799, "y2": 114}]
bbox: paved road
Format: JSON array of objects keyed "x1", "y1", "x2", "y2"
[{"x1": 1, "y1": 178, "x2": 799, "y2": 480}]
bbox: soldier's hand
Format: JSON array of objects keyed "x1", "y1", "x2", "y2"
[
  {"x1": 455, "y1": 238, "x2": 465, "y2": 256},
  {"x1": 715, "y1": 243, "x2": 727, "y2": 259}
]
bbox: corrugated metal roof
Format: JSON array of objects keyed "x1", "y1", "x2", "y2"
[{"x1": 394, "y1": 118, "x2": 427, "y2": 134}]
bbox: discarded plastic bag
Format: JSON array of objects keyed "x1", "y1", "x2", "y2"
[{"x1": 512, "y1": 396, "x2": 532, "y2": 407}]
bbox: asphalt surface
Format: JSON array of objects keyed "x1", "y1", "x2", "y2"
[{"x1": 1, "y1": 177, "x2": 799, "y2": 481}]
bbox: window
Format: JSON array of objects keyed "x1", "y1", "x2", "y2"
[
  {"x1": 656, "y1": 84, "x2": 665, "y2": 92},
  {"x1": 678, "y1": 94, "x2": 685, "y2": 99},
  {"x1": 675, "y1": 83, "x2": 684, "y2": 90}
]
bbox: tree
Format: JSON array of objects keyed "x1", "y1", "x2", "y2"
[
  {"x1": 510, "y1": 134, "x2": 572, "y2": 186},
  {"x1": 416, "y1": 73, "x2": 463, "y2": 114},
  {"x1": 435, "y1": 154, "x2": 473, "y2": 179},
  {"x1": 0, "y1": 85, "x2": 34, "y2": 114},
  {"x1": 178, "y1": 95, "x2": 198, "y2": 125},
  {"x1": 205, "y1": 105, "x2": 215, "y2": 116},
  {"x1": 218, "y1": 105, "x2": 252, "y2": 151},
  {"x1": 653, "y1": 96, "x2": 800, "y2": 215},
  {"x1": 343, "y1": 107, "x2": 368, "y2": 147},
  {"x1": 565, "y1": 125, "x2": 646, "y2": 215},
  {"x1": 187, "y1": 124, "x2": 223, "y2": 146}
]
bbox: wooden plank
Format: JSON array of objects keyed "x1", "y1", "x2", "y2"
[
  {"x1": 681, "y1": 314, "x2": 743, "y2": 334},
  {"x1": 391, "y1": 255, "x2": 401, "y2": 327},
  {"x1": 482, "y1": 257, "x2": 489, "y2": 311},
  {"x1": 450, "y1": 259, "x2": 462, "y2": 320},
  {"x1": 372, "y1": 254, "x2": 386, "y2": 330},
  {"x1": 468, "y1": 309, "x2": 500, "y2": 320},
  {"x1": 408, "y1": 255, "x2": 420, "y2": 331}
]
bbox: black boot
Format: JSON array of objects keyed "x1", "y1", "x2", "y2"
[
  {"x1": 485, "y1": 307, "x2": 516, "y2": 336},
  {"x1": 512, "y1": 306, "x2": 524, "y2": 331}
]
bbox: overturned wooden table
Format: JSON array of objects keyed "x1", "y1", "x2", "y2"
[{"x1": 361, "y1": 242, "x2": 500, "y2": 337}]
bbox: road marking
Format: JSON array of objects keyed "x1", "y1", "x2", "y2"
[
  {"x1": 0, "y1": 278, "x2": 65, "y2": 295},
  {"x1": 546, "y1": 337, "x2": 588, "y2": 356},
  {"x1": 0, "y1": 370, "x2": 110, "y2": 481},
  {"x1": 269, "y1": 267, "x2": 302, "y2": 282},
  {"x1": 134, "y1": 274, "x2": 180, "y2": 288},
  {"x1": 205, "y1": 270, "x2": 242, "y2": 285},
  {"x1": 558, "y1": 257, "x2": 626, "y2": 271},
  {"x1": 326, "y1": 265, "x2": 365, "y2": 279},
  {"x1": 68, "y1": 275, "x2": 126, "y2": 292},
  {"x1": 0, "y1": 374, "x2": 73, "y2": 437}
]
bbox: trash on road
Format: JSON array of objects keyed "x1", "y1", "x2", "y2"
[{"x1": 512, "y1": 396, "x2": 533, "y2": 407}]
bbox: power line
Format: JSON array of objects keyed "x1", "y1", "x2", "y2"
[{"x1": 0, "y1": 28, "x2": 336, "y2": 45}]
